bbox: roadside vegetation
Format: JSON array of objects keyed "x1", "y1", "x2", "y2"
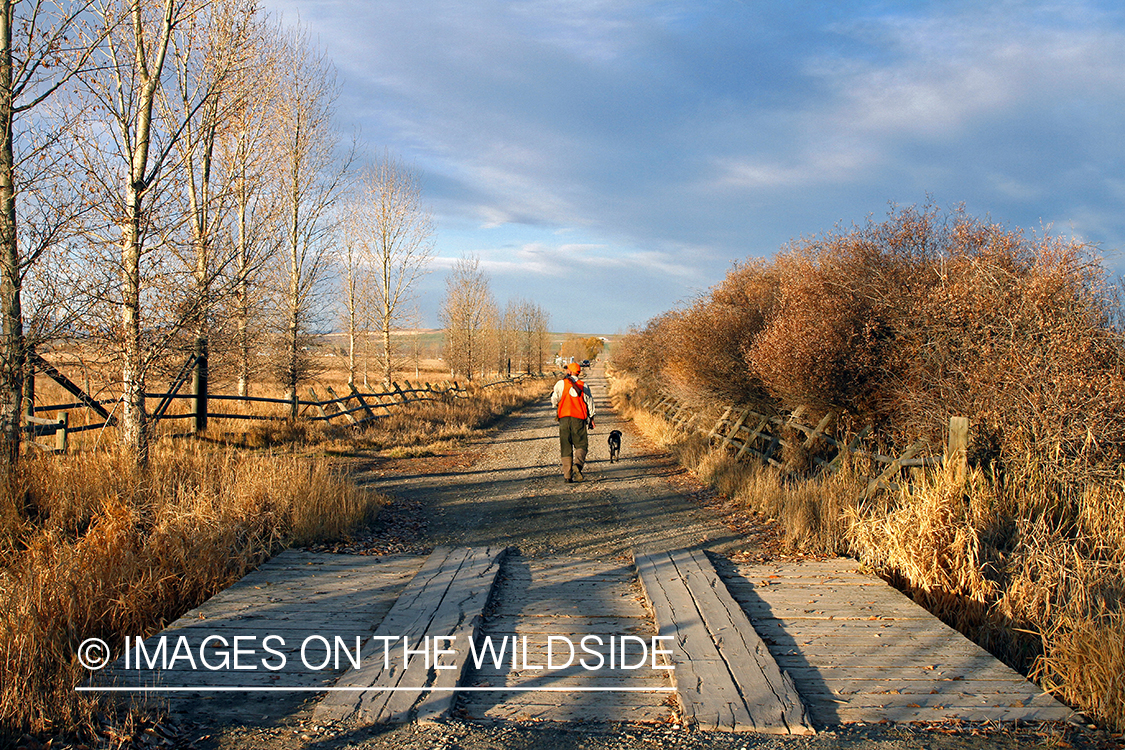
[
  {"x1": 609, "y1": 203, "x2": 1125, "y2": 731},
  {"x1": 0, "y1": 374, "x2": 547, "y2": 742}
]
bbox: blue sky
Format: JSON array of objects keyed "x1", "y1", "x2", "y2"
[{"x1": 259, "y1": 0, "x2": 1125, "y2": 334}]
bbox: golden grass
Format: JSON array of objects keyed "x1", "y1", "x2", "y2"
[
  {"x1": 0, "y1": 442, "x2": 384, "y2": 737},
  {"x1": 611, "y1": 371, "x2": 1125, "y2": 731}
]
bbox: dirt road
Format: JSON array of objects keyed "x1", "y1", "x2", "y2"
[
  {"x1": 190, "y1": 370, "x2": 1101, "y2": 750},
  {"x1": 361, "y1": 369, "x2": 742, "y2": 559}
]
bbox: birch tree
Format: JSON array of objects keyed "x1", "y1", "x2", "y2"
[
  {"x1": 77, "y1": 0, "x2": 241, "y2": 466},
  {"x1": 0, "y1": 0, "x2": 107, "y2": 465},
  {"x1": 440, "y1": 254, "x2": 494, "y2": 381},
  {"x1": 272, "y1": 27, "x2": 351, "y2": 417},
  {"x1": 217, "y1": 15, "x2": 283, "y2": 398},
  {"x1": 163, "y1": 0, "x2": 254, "y2": 379},
  {"x1": 339, "y1": 204, "x2": 367, "y2": 386},
  {"x1": 360, "y1": 152, "x2": 433, "y2": 383}
]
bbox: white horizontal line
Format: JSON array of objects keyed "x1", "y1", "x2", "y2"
[{"x1": 77, "y1": 686, "x2": 676, "y2": 693}]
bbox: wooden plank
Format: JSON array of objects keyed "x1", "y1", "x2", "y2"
[
  {"x1": 98, "y1": 552, "x2": 424, "y2": 692},
  {"x1": 315, "y1": 546, "x2": 507, "y2": 725},
  {"x1": 707, "y1": 407, "x2": 732, "y2": 440},
  {"x1": 947, "y1": 415, "x2": 969, "y2": 482},
  {"x1": 634, "y1": 550, "x2": 744, "y2": 731},
  {"x1": 722, "y1": 557, "x2": 1076, "y2": 726},
  {"x1": 325, "y1": 386, "x2": 359, "y2": 425},
  {"x1": 30, "y1": 352, "x2": 116, "y2": 423},
  {"x1": 348, "y1": 383, "x2": 378, "y2": 422},
  {"x1": 865, "y1": 439, "x2": 927, "y2": 498},
  {"x1": 735, "y1": 414, "x2": 770, "y2": 460},
  {"x1": 720, "y1": 408, "x2": 751, "y2": 450},
  {"x1": 803, "y1": 412, "x2": 833, "y2": 449},
  {"x1": 675, "y1": 549, "x2": 810, "y2": 734},
  {"x1": 634, "y1": 549, "x2": 812, "y2": 734}
]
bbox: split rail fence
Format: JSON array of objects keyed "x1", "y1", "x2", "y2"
[
  {"x1": 637, "y1": 394, "x2": 969, "y2": 499},
  {"x1": 22, "y1": 350, "x2": 534, "y2": 453}
]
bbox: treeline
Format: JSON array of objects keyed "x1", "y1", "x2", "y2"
[
  {"x1": 440, "y1": 256, "x2": 552, "y2": 381},
  {"x1": 0, "y1": 2, "x2": 554, "y2": 469},
  {"x1": 615, "y1": 203, "x2": 1124, "y2": 480}
]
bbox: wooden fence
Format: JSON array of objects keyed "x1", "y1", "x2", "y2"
[
  {"x1": 638, "y1": 394, "x2": 969, "y2": 499},
  {"x1": 23, "y1": 351, "x2": 534, "y2": 453}
]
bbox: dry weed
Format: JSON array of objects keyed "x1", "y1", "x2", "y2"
[{"x1": 0, "y1": 441, "x2": 387, "y2": 737}]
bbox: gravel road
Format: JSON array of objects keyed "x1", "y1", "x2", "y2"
[{"x1": 181, "y1": 369, "x2": 1110, "y2": 750}]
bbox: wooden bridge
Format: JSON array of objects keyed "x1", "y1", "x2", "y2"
[{"x1": 97, "y1": 546, "x2": 1073, "y2": 733}]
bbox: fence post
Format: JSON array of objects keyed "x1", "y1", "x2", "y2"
[
  {"x1": 349, "y1": 383, "x2": 377, "y2": 422},
  {"x1": 55, "y1": 413, "x2": 68, "y2": 452},
  {"x1": 947, "y1": 415, "x2": 969, "y2": 482},
  {"x1": 193, "y1": 336, "x2": 208, "y2": 434}
]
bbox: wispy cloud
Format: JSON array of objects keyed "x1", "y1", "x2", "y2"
[{"x1": 262, "y1": 0, "x2": 1125, "y2": 330}]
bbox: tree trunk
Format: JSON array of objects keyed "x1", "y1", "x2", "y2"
[
  {"x1": 121, "y1": 190, "x2": 148, "y2": 467},
  {"x1": 236, "y1": 210, "x2": 249, "y2": 398},
  {"x1": 0, "y1": 3, "x2": 22, "y2": 466}
]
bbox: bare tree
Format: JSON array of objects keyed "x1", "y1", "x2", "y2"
[
  {"x1": 271, "y1": 26, "x2": 351, "y2": 417},
  {"x1": 217, "y1": 15, "x2": 283, "y2": 398},
  {"x1": 359, "y1": 152, "x2": 433, "y2": 383},
  {"x1": 338, "y1": 204, "x2": 367, "y2": 386},
  {"x1": 162, "y1": 0, "x2": 255, "y2": 396},
  {"x1": 75, "y1": 0, "x2": 251, "y2": 466},
  {"x1": 0, "y1": 0, "x2": 108, "y2": 464},
  {"x1": 440, "y1": 254, "x2": 495, "y2": 381},
  {"x1": 532, "y1": 303, "x2": 551, "y2": 374},
  {"x1": 78, "y1": 0, "x2": 185, "y2": 467}
]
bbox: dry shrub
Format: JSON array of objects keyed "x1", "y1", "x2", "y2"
[
  {"x1": 660, "y1": 261, "x2": 778, "y2": 406},
  {"x1": 611, "y1": 201, "x2": 1125, "y2": 728},
  {"x1": 606, "y1": 369, "x2": 641, "y2": 419},
  {"x1": 889, "y1": 232, "x2": 1124, "y2": 478},
  {"x1": 0, "y1": 441, "x2": 385, "y2": 737}
]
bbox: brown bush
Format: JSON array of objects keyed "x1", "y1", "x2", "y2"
[
  {"x1": 660, "y1": 261, "x2": 778, "y2": 406},
  {"x1": 611, "y1": 202, "x2": 1125, "y2": 730}
]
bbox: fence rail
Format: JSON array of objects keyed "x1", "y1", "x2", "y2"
[
  {"x1": 637, "y1": 393, "x2": 967, "y2": 499},
  {"x1": 23, "y1": 353, "x2": 536, "y2": 454}
]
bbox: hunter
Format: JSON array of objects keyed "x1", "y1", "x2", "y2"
[{"x1": 551, "y1": 361, "x2": 595, "y2": 483}]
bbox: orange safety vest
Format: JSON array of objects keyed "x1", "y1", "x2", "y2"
[{"x1": 557, "y1": 376, "x2": 588, "y2": 420}]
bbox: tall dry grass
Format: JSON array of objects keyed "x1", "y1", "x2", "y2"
[
  {"x1": 848, "y1": 465, "x2": 1125, "y2": 729},
  {"x1": 0, "y1": 440, "x2": 386, "y2": 739},
  {"x1": 0, "y1": 375, "x2": 549, "y2": 740}
]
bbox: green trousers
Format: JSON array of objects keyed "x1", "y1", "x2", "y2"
[{"x1": 557, "y1": 416, "x2": 588, "y2": 458}]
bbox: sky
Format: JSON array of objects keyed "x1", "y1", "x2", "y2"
[{"x1": 258, "y1": 0, "x2": 1125, "y2": 334}]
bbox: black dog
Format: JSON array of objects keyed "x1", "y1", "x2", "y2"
[{"x1": 607, "y1": 430, "x2": 622, "y2": 463}]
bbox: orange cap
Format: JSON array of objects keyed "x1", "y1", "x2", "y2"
[{"x1": 566, "y1": 362, "x2": 581, "y2": 375}]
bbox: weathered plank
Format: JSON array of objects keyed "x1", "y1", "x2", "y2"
[
  {"x1": 315, "y1": 546, "x2": 507, "y2": 725},
  {"x1": 723, "y1": 558, "x2": 1076, "y2": 726},
  {"x1": 98, "y1": 551, "x2": 424, "y2": 696},
  {"x1": 634, "y1": 548, "x2": 812, "y2": 734}
]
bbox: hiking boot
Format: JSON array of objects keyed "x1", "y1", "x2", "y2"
[{"x1": 572, "y1": 448, "x2": 587, "y2": 481}]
